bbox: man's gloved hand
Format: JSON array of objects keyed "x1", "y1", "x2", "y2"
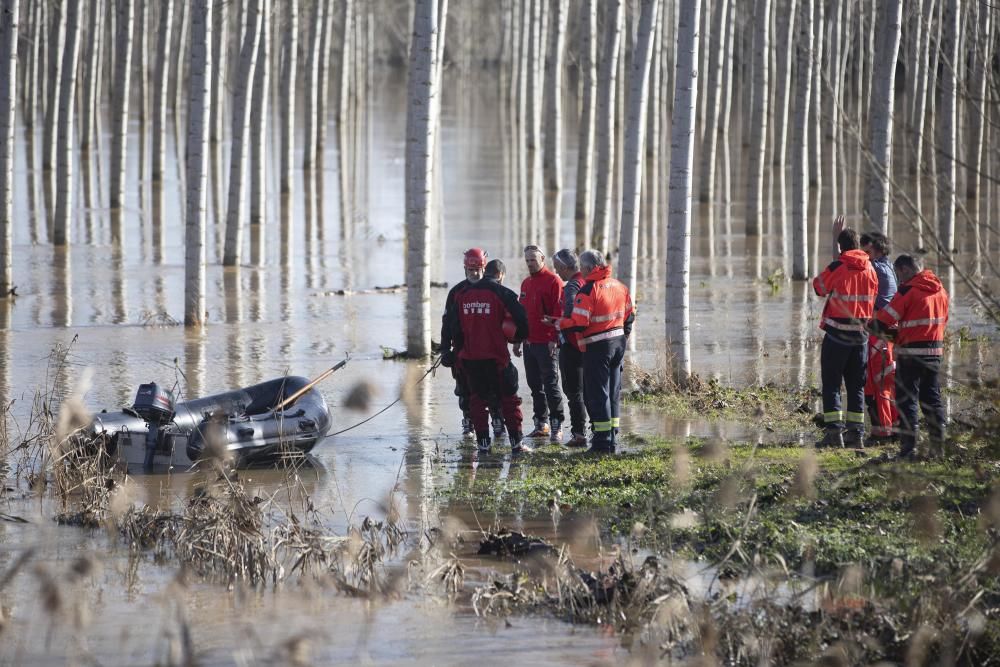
[{"x1": 440, "y1": 350, "x2": 455, "y2": 368}]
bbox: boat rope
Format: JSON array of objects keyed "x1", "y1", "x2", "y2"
[{"x1": 327, "y1": 355, "x2": 443, "y2": 437}]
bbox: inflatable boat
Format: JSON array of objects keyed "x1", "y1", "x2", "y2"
[{"x1": 90, "y1": 376, "x2": 333, "y2": 470}]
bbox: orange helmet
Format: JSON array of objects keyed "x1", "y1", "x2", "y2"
[{"x1": 464, "y1": 248, "x2": 488, "y2": 269}]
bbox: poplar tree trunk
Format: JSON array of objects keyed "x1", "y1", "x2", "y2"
[
  {"x1": 110, "y1": 0, "x2": 134, "y2": 214},
  {"x1": 53, "y1": 0, "x2": 82, "y2": 246},
  {"x1": 911, "y1": 0, "x2": 936, "y2": 176},
  {"x1": 315, "y1": 0, "x2": 335, "y2": 165},
  {"x1": 0, "y1": 0, "x2": 17, "y2": 297},
  {"x1": 698, "y1": 0, "x2": 730, "y2": 202},
  {"x1": 80, "y1": 0, "x2": 102, "y2": 150},
  {"x1": 542, "y1": 0, "x2": 567, "y2": 193},
  {"x1": 665, "y1": 0, "x2": 701, "y2": 385},
  {"x1": 43, "y1": 2, "x2": 65, "y2": 175},
  {"x1": 791, "y1": 0, "x2": 812, "y2": 280},
  {"x1": 772, "y1": 0, "x2": 796, "y2": 167},
  {"x1": 152, "y1": 0, "x2": 174, "y2": 184},
  {"x1": 573, "y1": 0, "x2": 596, "y2": 248},
  {"x1": 249, "y1": 0, "x2": 270, "y2": 267},
  {"x1": 592, "y1": 0, "x2": 623, "y2": 253},
  {"x1": 23, "y1": 0, "x2": 39, "y2": 130},
  {"x1": 937, "y1": 0, "x2": 959, "y2": 254},
  {"x1": 405, "y1": 0, "x2": 441, "y2": 357},
  {"x1": 223, "y1": 0, "x2": 263, "y2": 267},
  {"x1": 280, "y1": 0, "x2": 297, "y2": 195},
  {"x1": 745, "y1": 0, "x2": 771, "y2": 236},
  {"x1": 808, "y1": 0, "x2": 823, "y2": 188},
  {"x1": 185, "y1": 0, "x2": 212, "y2": 327},
  {"x1": 302, "y1": 0, "x2": 325, "y2": 170},
  {"x1": 643, "y1": 2, "x2": 663, "y2": 260},
  {"x1": 209, "y1": 0, "x2": 227, "y2": 145},
  {"x1": 862, "y1": 0, "x2": 902, "y2": 232},
  {"x1": 617, "y1": 0, "x2": 659, "y2": 296}
]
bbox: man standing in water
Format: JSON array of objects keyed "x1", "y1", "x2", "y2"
[
  {"x1": 813, "y1": 218, "x2": 879, "y2": 448},
  {"x1": 860, "y1": 231, "x2": 898, "y2": 442},
  {"x1": 551, "y1": 249, "x2": 588, "y2": 447},
  {"x1": 516, "y1": 245, "x2": 565, "y2": 443},
  {"x1": 869, "y1": 255, "x2": 949, "y2": 459},
  {"x1": 447, "y1": 259, "x2": 531, "y2": 454}
]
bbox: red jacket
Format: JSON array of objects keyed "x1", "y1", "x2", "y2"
[
  {"x1": 812, "y1": 249, "x2": 878, "y2": 339},
  {"x1": 873, "y1": 270, "x2": 949, "y2": 356},
  {"x1": 560, "y1": 272, "x2": 586, "y2": 351},
  {"x1": 448, "y1": 278, "x2": 528, "y2": 365},
  {"x1": 557, "y1": 265, "x2": 634, "y2": 345},
  {"x1": 519, "y1": 266, "x2": 564, "y2": 344}
]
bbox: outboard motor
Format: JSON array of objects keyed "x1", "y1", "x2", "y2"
[{"x1": 132, "y1": 382, "x2": 176, "y2": 470}]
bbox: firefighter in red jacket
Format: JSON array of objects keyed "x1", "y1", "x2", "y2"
[
  {"x1": 869, "y1": 255, "x2": 949, "y2": 459},
  {"x1": 812, "y1": 223, "x2": 879, "y2": 447},
  {"x1": 444, "y1": 259, "x2": 531, "y2": 454},
  {"x1": 546, "y1": 250, "x2": 634, "y2": 453},
  {"x1": 516, "y1": 245, "x2": 566, "y2": 443}
]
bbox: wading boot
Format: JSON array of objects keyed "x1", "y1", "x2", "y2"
[
  {"x1": 587, "y1": 433, "x2": 615, "y2": 455},
  {"x1": 461, "y1": 415, "x2": 474, "y2": 439},
  {"x1": 816, "y1": 427, "x2": 844, "y2": 448},
  {"x1": 897, "y1": 439, "x2": 917, "y2": 460},
  {"x1": 492, "y1": 415, "x2": 506, "y2": 440},
  {"x1": 842, "y1": 429, "x2": 865, "y2": 449},
  {"x1": 526, "y1": 419, "x2": 550, "y2": 439},
  {"x1": 477, "y1": 434, "x2": 491, "y2": 453},
  {"x1": 564, "y1": 432, "x2": 588, "y2": 447},
  {"x1": 549, "y1": 419, "x2": 563, "y2": 444}
]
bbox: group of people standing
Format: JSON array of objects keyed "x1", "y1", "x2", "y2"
[
  {"x1": 813, "y1": 217, "x2": 950, "y2": 459},
  {"x1": 439, "y1": 246, "x2": 635, "y2": 455}
]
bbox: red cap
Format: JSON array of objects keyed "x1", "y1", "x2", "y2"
[{"x1": 464, "y1": 248, "x2": 487, "y2": 269}]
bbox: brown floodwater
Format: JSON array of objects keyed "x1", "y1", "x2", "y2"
[{"x1": 1, "y1": 66, "x2": 996, "y2": 663}]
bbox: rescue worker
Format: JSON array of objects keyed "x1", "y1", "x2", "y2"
[
  {"x1": 546, "y1": 250, "x2": 634, "y2": 453},
  {"x1": 812, "y1": 220, "x2": 878, "y2": 448},
  {"x1": 551, "y1": 249, "x2": 588, "y2": 447},
  {"x1": 516, "y1": 245, "x2": 565, "y2": 443},
  {"x1": 860, "y1": 231, "x2": 898, "y2": 442},
  {"x1": 869, "y1": 255, "x2": 949, "y2": 459},
  {"x1": 445, "y1": 259, "x2": 531, "y2": 454}
]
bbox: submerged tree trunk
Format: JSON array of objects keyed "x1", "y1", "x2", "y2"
[
  {"x1": 697, "y1": 0, "x2": 730, "y2": 203},
  {"x1": 772, "y1": 0, "x2": 796, "y2": 167},
  {"x1": 405, "y1": 0, "x2": 442, "y2": 357},
  {"x1": 592, "y1": 0, "x2": 623, "y2": 253},
  {"x1": 280, "y1": 0, "x2": 297, "y2": 195},
  {"x1": 617, "y1": 0, "x2": 659, "y2": 296},
  {"x1": 542, "y1": 0, "x2": 567, "y2": 193},
  {"x1": 937, "y1": 0, "x2": 958, "y2": 254},
  {"x1": 185, "y1": 0, "x2": 212, "y2": 327},
  {"x1": 745, "y1": 0, "x2": 771, "y2": 237},
  {"x1": 0, "y1": 0, "x2": 17, "y2": 296},
  {"x1": 151, "y1": 0, "x2": 174, "y2": 184},
  {"x1": 791, "y1": 0, "x2": 812, "y2": 280},
  {"x1": 862, "y1": 0, "x2": 902, "y2": 232},
  {"x1": 302, "y1": 0, "x2": 325, "y2": 170},
  {"x1": 249, "y1": 0, "x2": 270, "y2": 266},
  {"x1": 80, "y1": 0, "x2": 102, "y2": 150},
  {"x1": 222, "y1": 0, "x2": 262, "y2": 266},
  {"x1": 53, "y1": 0, "x2": 81, "y2": 246},
  {"x1": 573, "y1": 0, "x2": 596, "y2": 248},
  {"x1": 110, "y1": 0, "x2": 134, "y2": 213},
  {"x1": 665, "y1": 0, "x2": 701, "y2": 385}
]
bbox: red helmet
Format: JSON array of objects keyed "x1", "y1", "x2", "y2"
[{"x1": 464, "y1": 247, "x2": 487, "y2": 269}]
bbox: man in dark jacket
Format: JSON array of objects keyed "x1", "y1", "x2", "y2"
[
  {"x1": 860, "y1": 231, "x2": 898, "y2": 441},
  {"x1": 552, "y1": 249, "x2": 588, "y2": 447},
  {"x1": 447, "y1": 260, "x2": 531, "y2": 453}
]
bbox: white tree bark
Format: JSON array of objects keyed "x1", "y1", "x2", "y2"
[
  {"x1": 937, "y1": 0, "x2": 959, "y2": 254},
  {"x1": 151, "y1": 0, "x2": 174, "y2": 184},
  {"x1": 0, "y1": 0, "x2": 17, "y2": 296},
  {"x1": 573, "y1": 0, "x2": 596, "y2": 247},
  {"x1": 43, "y1": 1, "x2": 65, "y2": 174},
  {"x1": 302, "y1": 0, "x2": 325, "y2": 170},
  {"x1": 315, "y1": 0, "x2": 335, "y2": 163},
  {"x1": 617, "y1": 0, "x2": 659, "y2": 296},
  {"x1": 249, "y1": 0, "x2": 270, "y2": 266},
  {"x1": 791, "y1": 0, "x2": 812, "y2": 280},
  {"x1": 53, "y1": 0, "x2": 82, "y2": 246},
  {"x1": 405, "y1": 0, "x2": 441, "y2": 356},
  {"x1": 808, "y1": 0, "x2": 823, "y2": 188},
  {"x1": 110, "y1": 0, "x2": 134, "y2": 213},
  {"x1": 80, "y1": 0, "x2": 103, "y2": 149},
  {"x1": 911, "y1": 0, "x2": 936, "y2": 176},
  {"x1": 185, "y1": 0, "x2": 212, "y2": 327},
  {"x1": 861, "y1": 0, "x2": 902, "y2": 233},
  {"x1": 542, "y1": 0, "x2": 567, "y2": 192},
  {"x1": 280, "y1": 0, "x2": 297, "y2": 194},
  {"x1": 745, "y1": 0, "x2": 771, "y2": 237},
  {"x1": 209, "y1": 0, "x2": 227, "y2": 144},
  {"x1": 772, "y1": 0, "x2": 796, "y2": 167},
  {"x1": 665, "y1": 0, "x2": 701, "y2": 385},
  {"x1": 222, "y1": 0, "x2": 263, "y2": 267},
  {"x1": 697, "y1": 0, "x2": 730, "y2": 202},
  {"x1": 591, "y1": 0, "x2": 623, "y2": 253}
]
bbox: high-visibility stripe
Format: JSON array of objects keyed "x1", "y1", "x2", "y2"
[
  {"x1": 875, "y1": 363, "x2": 896, "y2": 382},
  {"x1": 591, "y1": 311, "x2": 624, "y2": 323},
  {"x1": 824, "y1": 318, "x2": 865, "y2": 332},
  {"x1": 831, "y1": 294, "x2": 874, "y2": 302},
  {"x1": 899, "y1": 317, "x2": 946, "y2": 328},
  {"x1": 884, "y1": 305, "x2": 901, "y2": 320},
  {"x1": 896, "y1": 347, "x2": 944, "y2": 356},
  {"x1": 611, "y1": 417, "x2": 620, "y2": 428},
  {"x1": 846, "y1": 411, "x2": 866, "y2": 424},
  {"x1": 824, "y1": 411, "x2": 843, "y2": 423},
  {"x1": 581, "y1": 328, "x2": 625, "y2": 344},
  {"x1": 817, "y1": 276, "x2": 827, "y2": 293},
  {"x1": 593, "y1": 420, "x2": 613, "y2": 432},
  {"x1": 573, "y1": 307, "x2": 591, "y2": 317}
]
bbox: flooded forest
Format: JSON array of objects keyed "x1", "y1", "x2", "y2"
[{"x1": 1, "y1": 0, "x2": 1000, "y2": 664}]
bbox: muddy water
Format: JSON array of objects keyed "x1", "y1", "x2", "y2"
[{"x1": 1, "y1": 66, "x2": 996, "y2": 663}]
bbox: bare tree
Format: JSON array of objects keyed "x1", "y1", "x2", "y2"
[
  {"x1": 772, "y1": 0, "x2": 796, "y2": 167},
  {"x1": 542, "y1": 0, "x2": 567, "y2": 193},
  {"x1": 665, "y1": 0, "x2": 701, "y2": 385},
  {"x1": 592, "y1": 0, "x2": 623, "y2": 253},
  {"x1": 80, "y1": 0, "x2": 103, "y2": 150},
  {"x1": 617, "y1": 0, "x2": 660, "y2": 296},
  {"x1": 280, "y1": 0, "x2": 297, "y2": 195},
  {"x1": 249, "y1": 0, "x2": 270, "y2": 266},
  {"x1": 185, "y1": 0, "x2": 212, "y2": 327},
  {"x1": 152, "y1": 0, "x2": 174, "y2": 184},
  {"x1": 862, "y1": 0, "x2": 903, "y2": 232},
  {"x1": 791, "y1": 0, "x2": 812, "y2": 280},
  {"x1": 745, "y1": 0, "x2": 771, "y2": 237},
  {"x1": 698, "y1": 0, "x2": 730, "y2": 202},
  {"x1": 937, "y1": 0, "x2": 959, "y2": 254},
  {"x1": 53, "y1": 0, "x2": 82, "y2": 245},
  {"x1": 110, "y1": 0, "x2": 134, "y2": 216},
  {"x1": 573, "y1": 0, "x2": 596, "y2": 248},
  {"x1": 0, "y1": 0, "x2": 17, "y2": 296},
  {"x1": 302, "y1": 0, "x2": 325, "y2": 170}
]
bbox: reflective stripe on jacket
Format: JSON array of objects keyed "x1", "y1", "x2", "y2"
[
  {"x1": 873, "y1": 269, "x2": 949, "y2": 355},
  {"x1": 556, "y1": 265, "x2": 634, "y2": 345},
  {"x1": 812, "y1": 249, "x2": 878, "y2": 339},
  {"x1": 559, "y1": 273, "x2": 585, "y2": 351}
]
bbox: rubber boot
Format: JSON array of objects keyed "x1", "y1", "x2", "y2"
[
  {"x1": 587, "y1": 432, "x2": 615, "y2": 454},
  {"x1": 897, "y1": 437, "x2": 917, "y2": 460},
  {"x1": 842, "y1": 429, "x2": 865, "y2": 448},
  {"x1": 816, "y1": 427, "x2": 844, "y2": 448},
  {"x1": 492, "y1": 415, "x2": 506, "y2": 440},
  {"x1": 476, "y1": 433, "x2": 491, "y2": 453}
]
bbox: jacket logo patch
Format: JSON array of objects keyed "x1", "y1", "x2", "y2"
[{"x1": 463, "y1": 302, "x2": 492, "y2": 315}]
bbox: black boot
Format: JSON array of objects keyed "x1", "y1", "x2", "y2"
[
  {"x1": 816, "y1": 427, "x2": 844, "y2": 448},
  {"x1": 509, "y1": 427, "x2": 531, "y2": 454},
  {"x1": 476, "y1": 433, "x2": 491, "y2": 453},
  {"x1": 897, "y1": 438, "x2": 917, "y2": 460},
  {"x1": 842, "y1": 429, "x2": 865, "y2": 448},
  {"x1": 587, "y1": 432, "x2": 615, "y2": 454}
]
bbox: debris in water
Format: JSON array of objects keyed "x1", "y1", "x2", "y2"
[{"x1": 478, "y1": 528, "x2": 556, "y2": 559}]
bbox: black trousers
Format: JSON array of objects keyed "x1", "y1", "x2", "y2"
[
  {"x1": 462, "y1": 359, "x2": 523, "y2": 439},
  {"x1": 583, "y1": 336, "x2": 625, "y2": 446},
  {"x1": 524, "y1": 342, "x2": 564, "y2": 424},
  {"x1": 559, "y1": 343, "x2": 587, "y2": 436},
  {"x1": 895, "y1": 355, "x2": 946, "y2": 449},
  {"x1": 820, "y1": 334, "x2": 867, "y2": 432}
]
